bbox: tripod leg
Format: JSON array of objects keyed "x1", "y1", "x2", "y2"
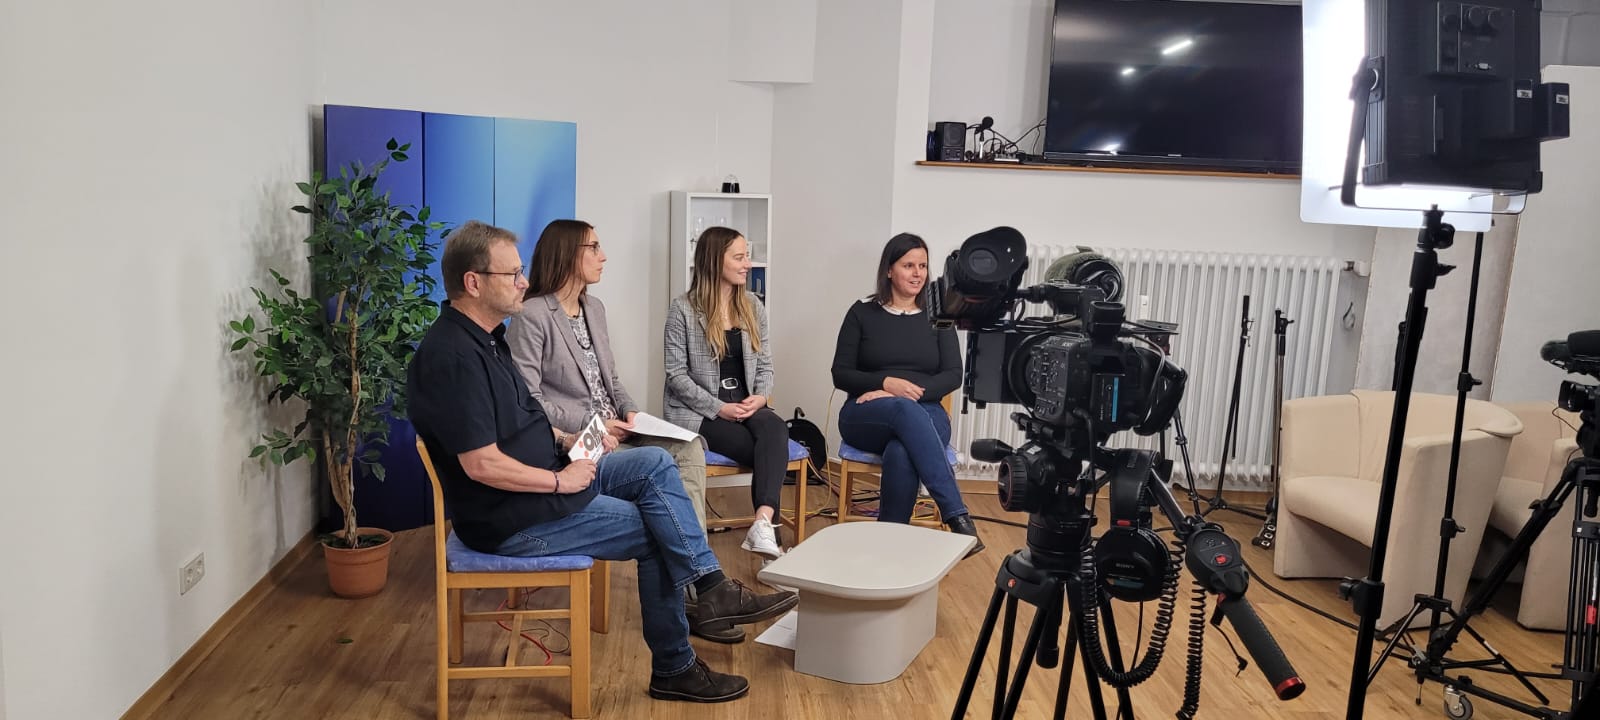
[
  {"x1": 1460, "y1": 621, "x2": 1550, "y2": 705},
  {"x1": 995, "y1": 595, "x2": 1018, "y2": 720},
  {"x1": 1096, "y1": 595, "x2": 1137, "y2": 719},
  {"x1": 1055, "y1": 608, "x2": 1076, "y2": 720},
  {"x1": 999, "y1": 592, "x2": 1053, "y2": 720},
  {"x1": 1067, "y1": 586, "x2": 1112, "y2": 720},
  {"x1": 952, "y1": 585, "x2": 1007, "y2": 720}
]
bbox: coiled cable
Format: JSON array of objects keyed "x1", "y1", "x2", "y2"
[{"x1": 1075, "y1": 538, "x2": 1181, "y2": 688}]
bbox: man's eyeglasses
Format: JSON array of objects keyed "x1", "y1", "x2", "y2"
[
  {"x1": 475, "y1": 267, "x2": 524, "y2": 279},
  {"x1": 580, "y1": 242, "x2": 601, "y2": 253}
]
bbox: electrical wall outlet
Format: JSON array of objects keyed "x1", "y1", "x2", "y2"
[{"x1": 180, "y1": 553, "x2": 205, "y2": 595}]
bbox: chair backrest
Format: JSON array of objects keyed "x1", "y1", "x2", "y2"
[
  {"x1": 1501, "y1": 402, "x2": 1580, "y2": 483},
  {"x1": 416, "y1": 438, "x2": 450, "y2": 578},
  {"x1": 1350, "y1": 390, "x2": 1523, "y2": 483}
]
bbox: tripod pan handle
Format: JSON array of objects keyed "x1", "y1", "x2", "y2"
[{"x1": 1219, "y1": 596, "x2": 1305, "y2": 701}]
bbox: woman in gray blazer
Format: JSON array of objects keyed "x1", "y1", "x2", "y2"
[
  {"x1": 664, "y1": 226, "x2": 788, "y2": 559},
  {"x1": 506, "y1": 219, "x2": 709, "y2": 530}
]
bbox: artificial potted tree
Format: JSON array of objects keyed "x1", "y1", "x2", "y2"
[{"x1": 231, "y1": 139, "x2": 443, "y2": 598}]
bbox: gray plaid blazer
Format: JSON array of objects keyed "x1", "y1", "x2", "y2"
[{"x1": 662, "y1": 293, "x2": 774, "y2": 431}]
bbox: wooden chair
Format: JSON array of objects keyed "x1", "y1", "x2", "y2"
[
  {"x1": 705, "y1": 439, "x2": 813, "y2": 544},
  {"x1": 834, "y1": 395, "x2": 956, "y2": 528},
  {"x1": 417, "y1": 438, "x2": 611, "y2": 720}
]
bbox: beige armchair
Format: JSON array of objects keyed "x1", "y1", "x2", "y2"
[
  {"x1": 1273, "y1": 390, "x2": 1523, "y2": 628},
  {"x1": 1481, "y1": 402, "x2": 1581, "y2": 631}
]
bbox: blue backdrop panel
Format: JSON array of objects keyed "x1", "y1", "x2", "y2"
[
  {"x1": 493, "y1": 117, "x2": 579, "y2": 269},
  {"x1": 422, "y1": 112, "x2": 496, "y2": 306},
  {"x1": 320, "y1": 105, "x2": 577, "y2": 534},
  {"x1": 323, "y1": 105, "x2": 422, "y2": 205}
]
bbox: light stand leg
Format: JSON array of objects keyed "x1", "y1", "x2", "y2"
[{"x1": 1344, "y1": 207, "x2": 1454, "y2": 720}]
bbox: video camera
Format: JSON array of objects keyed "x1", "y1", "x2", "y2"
[
  {"x1": 1543, "y1": 330, "x2": 1600, "y2": 458},
  {"x1": 935, "y1": 228, "x2": 1303, "y2": 720}
]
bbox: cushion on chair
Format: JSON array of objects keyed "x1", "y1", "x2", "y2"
[
  {"x1": 705, "y1": 439, "x2": 810, "y2": 467},
  {"x1": 445, "y1": 531, "x2": 595, "y2": 573},
  {"x1": 838, "y1": 442, "x2": 958, "y2": 466}
]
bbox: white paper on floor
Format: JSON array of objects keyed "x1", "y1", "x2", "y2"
[{"x1": 754, "y1": 609, "x2": 798, "y2": 650}]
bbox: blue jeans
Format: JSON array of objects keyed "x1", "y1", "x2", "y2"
[
  {"x1": 838, "y1": 397, "x2": 968, "y2": 523},
  {"x1": 495, "y1": 447, "x2": 718, "y2": 676}
]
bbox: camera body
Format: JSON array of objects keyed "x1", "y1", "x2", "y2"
[{"x1": 1543, "y1": 330, "x2": 1600, "y2": 459}]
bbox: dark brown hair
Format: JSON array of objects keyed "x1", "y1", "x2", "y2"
[
  {"x1": 524, "y1": 219, "x2": 596, "y2": 299},
  {"x1": 688, "y1": 226, "x2": 762, "y2": 359},
  {"x1": 875, "y1": 232, "x2": 930, "y2": 305}
]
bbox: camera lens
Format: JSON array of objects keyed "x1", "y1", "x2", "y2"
[{"x1": 965, "y1": 248, "x2": 999, "y2": 276}]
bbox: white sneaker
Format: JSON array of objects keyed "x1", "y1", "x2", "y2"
[{"x1": 741, "y1": 517, "x2": 784, "y2": 559}]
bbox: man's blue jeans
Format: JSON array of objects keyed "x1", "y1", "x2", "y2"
[
  {"x1": 838, "y1": 397, "x2": 968, "y2": 523},
  {"x1": 495, "y1": 447, "x2": 718, "y2": 676}
]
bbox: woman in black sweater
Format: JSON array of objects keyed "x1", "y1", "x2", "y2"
[{"x1": 831, "y1": 233, "x2": 982, "y2": 552}]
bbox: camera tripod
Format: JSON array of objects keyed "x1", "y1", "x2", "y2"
[
  {"x1": 952, "y1": 449, "x2": 1303, "y2": 720},
  {"x1": 952, "y1": 549, "x2": 1133, "y2": 720}
]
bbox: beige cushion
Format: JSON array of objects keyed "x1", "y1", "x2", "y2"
[
  {"x1": 1489, "y1": 476, "x2": 1540, "y2": 539},
  {"x1": 1282, "y1": 475, "x2": 1378, "y2": 545}
]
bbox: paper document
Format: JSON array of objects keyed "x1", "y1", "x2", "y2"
[
  {"x1": 754, "y1": 609, "x2": 798, "y2": 650},
  {"x1": 567, "y1": 413, "x2": 610, "y2": 462},
  {"x1": 628, "y1": 412, "x2": 700, "y2": 443}
]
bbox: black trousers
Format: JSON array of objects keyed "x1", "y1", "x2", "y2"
[{"x1": 699, "y1": 408, "x2": 788, "y2": 512}]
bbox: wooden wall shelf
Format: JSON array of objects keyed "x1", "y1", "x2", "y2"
[{"x1": 914, "y1": 160, "x2": 1300, "y2": 182}]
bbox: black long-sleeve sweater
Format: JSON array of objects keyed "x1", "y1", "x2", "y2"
[{"x1": 831, "y1": 299, "x2": 961, "y2": 402}]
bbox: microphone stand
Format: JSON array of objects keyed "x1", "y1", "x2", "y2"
[{"x1": 1253, "y1": 309, "x2": 1293, "y2": 548}]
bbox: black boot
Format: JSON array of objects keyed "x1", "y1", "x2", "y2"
[
  {"x1": 648, "y1": 658, "x2": 749, "y2": 703},
  {"x1": 689, "y1": 578, "x2": 798, "y2": 628},
  {"x1": 946, "y1": 514, "x2": 985, "y2": 558},
  {"x1": 684, "y1": 588, "x2": 746, "y2": 643}
]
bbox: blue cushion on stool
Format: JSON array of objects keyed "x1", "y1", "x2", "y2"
[
  {"x1": 706, "y1": 439, "x2": 809, "y2": 468},
  {"x1": 838, "y1": 442, "x2": 958, "y2": 465},
  {"x1": 445, "y1": 531, "x2": 596, "y2": 573}
]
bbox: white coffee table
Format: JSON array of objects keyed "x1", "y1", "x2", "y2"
[{"x1": 757, "y1": 521, "x2": 974, "y2": 684}]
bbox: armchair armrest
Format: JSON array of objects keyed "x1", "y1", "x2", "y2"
[{"x1": 1542, "y1": 438, "x2": 1583, "y2": 496}]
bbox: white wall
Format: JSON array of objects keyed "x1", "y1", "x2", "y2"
[
  {"x1": 315, "y1": 0, "x2": 776, "y2": 416},
  {"x1": 0, "y1": 1, "x2": 318, "y2": 718},
  {"x1": 1493, "y1": 66, "x2": 1600, "y2": 403}
]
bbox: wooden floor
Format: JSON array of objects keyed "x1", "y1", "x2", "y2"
[{"x1": 147, "y1": 488, "x2": 1575, "y2": 719}]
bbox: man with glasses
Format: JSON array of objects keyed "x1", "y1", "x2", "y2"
[{"x1": 407, "y1": 220, "x2": 796, "y2": 703}]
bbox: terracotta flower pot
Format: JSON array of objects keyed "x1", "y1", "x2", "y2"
[{"x1": 323, "y1": 527, "x2": 394, "y2": 598}]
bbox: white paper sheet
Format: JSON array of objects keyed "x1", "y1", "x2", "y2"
[
  {"x1": 627, "y1": 411, "x2": 700, "y2": 443},
  {"x1": 754, "y1": 609, "x2": 798, "y2": 650}
]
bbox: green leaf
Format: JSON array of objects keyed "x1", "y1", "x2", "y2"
[
  {"x1": 390, "y1": 151, "x2": 407, "y2": 162},
  {"x1": 242, "y1": 315, "x2": 255, "y2": 333},
  {"x1": 386, "y1": 138, "x2": 398, "y2": 151},
  {"x1": 230, "y1": 337, "x2": 249, "y2": 351},
  {"x1": 249, "y1": 445, "x2": 268, "y2": 458},
  {"x1": 291, "y1": 205, "x2": 311, "y2": 214}
]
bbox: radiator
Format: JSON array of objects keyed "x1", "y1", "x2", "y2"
[{"x1": 950, "y1": 245, "x2": 1347, "y2": 489}]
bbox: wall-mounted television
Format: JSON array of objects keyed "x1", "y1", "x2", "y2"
[{"x1": 1042, "y1": 0, "x2": 1303, "y2": 173}]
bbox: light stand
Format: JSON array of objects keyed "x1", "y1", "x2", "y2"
[
  {"x1": 1342, "y1": 206, "x2": 1455, "y2": 720},
  {"x1": 1253, "y1": 310, "x2": 1293, "y2": 549},
  {"x1": 1204, "y1": 295, "x2": 1267, "y2": 521}
]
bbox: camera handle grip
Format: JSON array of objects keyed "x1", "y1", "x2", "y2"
[{"x1": 1217, "y1": 596, "x2": 1305, "y2": 701}]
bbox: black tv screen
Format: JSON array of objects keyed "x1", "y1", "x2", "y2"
[{"x1": 1043, "y1": 0, "x2": 1303, "y2": 173}]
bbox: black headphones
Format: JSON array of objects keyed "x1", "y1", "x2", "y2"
[{"x1": 1093, "y1": 450, "x2": 1173, "y2": 603}]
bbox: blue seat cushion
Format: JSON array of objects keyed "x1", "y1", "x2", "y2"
[
  {"x1": 706, "y1": 439, "x2": 810, "y2": 468},
  {"x1": 444, "y1": 531, "x2": 595, "y2": 573},
  {"x1": 838, "y1": 442, "x2": 958, "y2": 466}
]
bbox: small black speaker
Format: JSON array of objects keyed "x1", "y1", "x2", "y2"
[{"x1": 934, "y1": 121, "x2": 967, "y2": 162}]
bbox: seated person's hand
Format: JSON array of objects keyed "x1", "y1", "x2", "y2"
[
  {"x1": 856, "y1": 390, "x2": 895, "y2": 404},
  {"x1": 883, "y1": 376, "x2": 924, "y2": 401},
  {"x1": 718, "y1": 402, "x2": 752, "y2": 421},
  {"x1": 601, "y1": 432, "x2": 619, "y2": 452},
  {"x1": 604, "y1": 415, "x2": 634, "y2": 442},
  {"x1": 739, "y1": 394, "x2": 767, "y2": 414},
  {"x1": 556, "y1": 460, "x2": 596, "y2": 494}
]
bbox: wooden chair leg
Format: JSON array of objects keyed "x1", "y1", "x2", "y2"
[
  {"x1": 837, "y1": 460, "x2": 854, "y2": 522},
  {"x1": 437, "y1": 580, "x2": 451, "y2": 720},
  {"x1": 590, "y1": 561, "x2": 610, "y2": 634},
  {"x1": 794, "y1": 461, "x2": 808, "y2": 543},
  {"x1": 506, "y1": 587, "x2": 520, "y2": 609},
  {"x1": 449, "y1": 588, "x2": 464, "y2": 664},
  {"x1": 570, "y1": 569, "x2": 593, "y2": 719}
]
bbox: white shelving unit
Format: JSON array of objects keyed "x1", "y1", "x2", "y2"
[{"x1": 669, "y1": 191, "x2": 773, "y2": 308}]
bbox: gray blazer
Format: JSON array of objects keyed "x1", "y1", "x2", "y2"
[
  {"x1": 505, "y1": 293, "x2": 639, "y2": 434},
  {"x1": 663, "y1": 293, "x2": 774, "y2": 431}
]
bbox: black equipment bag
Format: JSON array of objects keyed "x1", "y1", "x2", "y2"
[{"x1": 784, "y1": 407, "x2": 828, "y2": 486}]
